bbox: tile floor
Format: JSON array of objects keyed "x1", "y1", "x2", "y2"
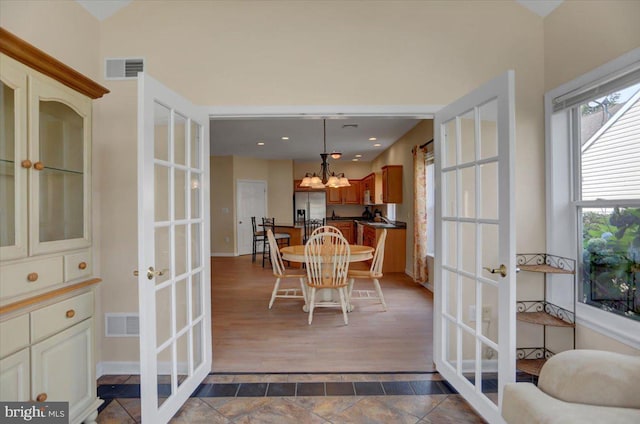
[{"x1": 96, "y1": 372, "x2": 493, "y2": 423}]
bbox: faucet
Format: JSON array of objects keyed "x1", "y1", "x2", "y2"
[{"x1": 380, "y1": 216, "x2": 392, "y2": 224}]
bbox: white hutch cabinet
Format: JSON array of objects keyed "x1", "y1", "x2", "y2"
[{"x1": 0, "y1": 29, "x2": 109, "y2": 424}]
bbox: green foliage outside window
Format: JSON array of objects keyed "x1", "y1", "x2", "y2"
[{"x1": 582, "y1": 207, "x2": 640, "y2": 320}]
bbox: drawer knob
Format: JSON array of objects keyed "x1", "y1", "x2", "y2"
[
  {"x1": 66, "y1": 309, "x2": 76, "y2": 318},
  {"x1": 78, "y1": 261, "x2": 87, "y2": 270},
  {"x1": 36, "y1": 393, "x2": 47, "y2": 402},
  {"x1": 21, "y1": 159, "x2": 32, "y2": 169},
  {"x1": 27, "y1": 272, "x2": 39, "y2": 282},
  {"x1": 33, "y1": 161, "x2": 45, "y2": 171}
]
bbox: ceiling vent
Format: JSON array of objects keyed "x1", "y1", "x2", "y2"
[
  {"x1": 105, "y1": 313, "x2": 139, "y2": 337},
  {"x1": 105, "y1": 58, "x2": 144, "y2": 80}
]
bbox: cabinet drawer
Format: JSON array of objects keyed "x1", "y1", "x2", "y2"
[
  {"x1": 30, "y1": 292, "x2": 93, "y2": 343},
  {"x1": 64, "y1": 251, "x2": 92, "y2": 281},
  {"x1": 0, "y1": 314, "x2": 30, "y2": 358},
  {"x1": 0, "y1": 257, "x2": 63, "y2": 299}
]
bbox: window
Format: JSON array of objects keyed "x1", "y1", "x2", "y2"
[
  {"x1": 578, "y1": 81, "x2": 640, "y2": 320},
  {"x1": 546, "y1": 49, "x2": 640, "y2": 347}
]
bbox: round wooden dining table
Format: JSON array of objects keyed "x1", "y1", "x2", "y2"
[
  {"x1": 280, "y1": 244, "x2": 374, "y2": 263},
  {"x1": 280, "y1": 244, "x2": 374, "y2": 313}
]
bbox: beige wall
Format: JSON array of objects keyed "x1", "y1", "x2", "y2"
[
  {"x1": 210, "y1": 156, "x2": 234, "y2": 255},
  {"x1": 544, "y1": 0, "x2": 640, "y2": 91},
  {"x1": 544, "y1": 0, "x2": 640, "y2": 355}
]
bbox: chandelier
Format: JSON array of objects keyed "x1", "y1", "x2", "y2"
[{"x1": 299, "y1": 119, "x2": 350, "y2": 189}]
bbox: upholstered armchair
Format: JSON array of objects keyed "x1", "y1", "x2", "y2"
[{"x1": 502, "y1": 349, "x2": 640, "y2": 423}]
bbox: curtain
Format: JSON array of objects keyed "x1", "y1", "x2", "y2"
[{"x1": 412, "y1": 144, "x2": 429, "y2": 283}]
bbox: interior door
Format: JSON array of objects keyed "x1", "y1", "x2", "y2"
[
  {"x1": 434, "y1": 71, "x2": 515, "y2": 422},
  {"x1": 236, "y1": 180, "x2": 266, "y2": 255},
  {"x1": 137, "y1": 73, "x2": 211, "y2": 423}
]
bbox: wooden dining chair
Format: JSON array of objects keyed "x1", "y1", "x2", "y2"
[
  {"x1": 266, "y1": 230, "x2": 307, "y2": 309},
  {"x1": 310, "y1": 225, "x2": 343, "y2": 239},
  {"x1": 304, "y1": 232, "x2": 351, "y2": 325},
  {"x1": 348, "y1": 229, "x2": 388, "y2": 311}
]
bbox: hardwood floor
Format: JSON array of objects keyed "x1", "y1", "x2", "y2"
[{"x1": 211, "y1": 255, "x2": 435, "y2": 373}]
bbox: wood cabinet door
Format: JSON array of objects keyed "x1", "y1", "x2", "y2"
[
  {"x1": 0, "y1": 348, "x2": 30, "y2": 401},
  {"x1": 31, "y1": 319, "x2": 94, "y2": 421},
  {"x1": 343, "y1": 180, "x2": 360, "y2": 204},
  {"x1": 326, "y1": 187, "x2": 342, "y2": 204},
  {"x1": 382, "y1": 166, "x2": 402, "y2": 203}
]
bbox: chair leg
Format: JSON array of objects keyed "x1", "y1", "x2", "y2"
[
  {"x1": 299, "y1": 278, "x2": 308, "y2": 306},
  {"x1": 338, "y1": 287, "x2": 349, "y2": 325},
  {"x1": 308, "y1": 288, "x2": 316, "y2": 325},
  {"x1": 269, "y1": 277, "x2": 281, "y2": 309},
  {"x1": 262, "y1": 238, "x2": 269, "y2": 268},
  {"x1": 373, "y1": 278, "x2": 387, "y2": 311},
  {"x1": 252, "y1": 238, "x2": 256, "y2": 262}
]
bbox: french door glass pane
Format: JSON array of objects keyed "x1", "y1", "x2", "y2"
[
  {"x1": 38, "y1": 100, "x2": 84, "y2": 242},
  {"x1": 174, "y1": 113, "x2": 187, "y2": 166},
  {"x1": 154, "y1": 102, "x2": 170, "y2": 161},
  {"x1": 479, "y1": 99, "x2": 498, "y2": 160},
  {"x1": 460, "y1": 109, "x2": 475, "y2": 165}
]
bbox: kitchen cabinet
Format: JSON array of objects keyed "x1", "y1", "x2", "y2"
[
  {"x1": 326, "y1": 180, "x2": 361, "y2": 205},
  {"x1": 342, "y1": 180, "x2": 360, "y2": 204},
  {"x1": 326, "y1": 186, "x2": 342, "y2": 204},
  {"x1": 362, "y1": 173, "x2": 376, "y2": 205},
  {"x1": 327, "y1": 220, "x2": 354, "y2": 244},
  {"x1": 382, "y1": 165, "x2": 403, "y2": 204},
  {"x1": 362, "y1": 224, "x2": 406, "y2": 273},
  {"x1": 0, "y1": 30, "x2": 107, "y2": 424}
]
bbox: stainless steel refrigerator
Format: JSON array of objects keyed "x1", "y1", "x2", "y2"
[{"x1": 294, "y1": 192, "x2": 326, "y2": 223}]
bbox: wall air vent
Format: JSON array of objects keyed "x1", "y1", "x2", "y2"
[
  {"x1": 105, "y1": 58, "x2": 144, "y2": 80},
  {"x1": 105, "y1": 313, "x2": 139, "y2": 337}
]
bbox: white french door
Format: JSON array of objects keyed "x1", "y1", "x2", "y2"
[
  {"x1": 236, "y1": 180, "x2": 266, "y2": 256},
  {"x1": 434, "y1": 71, "x2": 516, "y2": 423},
  {"x1": 137, "y1": 73, "x2": 211, "y2": 423}
]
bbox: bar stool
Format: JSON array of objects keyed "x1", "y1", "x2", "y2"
[
  {"x1": 251, "y1": 217, "x2": 265, "y2": 263},
  {"x1": 262, "y1": 217, "x2": 291, "y2": 268}
]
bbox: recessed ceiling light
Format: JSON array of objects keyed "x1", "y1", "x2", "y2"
[
  {"x1": 257, "y1": 142, "x2": 265, "y2": 146},
  {"x1": 369, "y1": 137, "x2": 377, "y2": 141},
  {"x1": 281, "y1": 136, "x2": 289, "y2": 140},
  {"x1": 352, "y1": 158, "x2": 359, "y2": 162},
  {"x1": 355, "y1": 154, "x2": 362, "y2": 158},
  {"x1": 373, "y1": 143, "x2": 381, "y2": 147}
]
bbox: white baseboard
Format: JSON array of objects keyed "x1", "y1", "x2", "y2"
[
  {"x1": 97, "y1": 361, "x2": 189, "y2": 378},
  {"x1": 97, "y1": 361, "x2": 140, "y2": 378},
  {"x1": 210, "y1": 252, "x2": 238, "y2": 257}
]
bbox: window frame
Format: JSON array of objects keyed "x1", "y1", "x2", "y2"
[{"x1": 545, "y1": 48, "x2": 640, "y2": 349}]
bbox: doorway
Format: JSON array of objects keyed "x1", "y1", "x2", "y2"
[{"x1": 236, "y1": 180, "x2": 267, "y2": 256}]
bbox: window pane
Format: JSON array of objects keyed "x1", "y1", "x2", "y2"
[
  {"x1": 580, "y1": 81, "x2": 640, "y2": 201},
  {"x1": 581, "y1": 207, "x2": 639, "y2": 320}
]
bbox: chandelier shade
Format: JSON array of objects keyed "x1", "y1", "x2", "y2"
[{"x1": 298, "y1": 119, "x2": 350, "y2": 189}]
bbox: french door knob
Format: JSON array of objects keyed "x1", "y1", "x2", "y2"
[{"x1": 483, "y1": 264, "x2": 507, "y2": 278}]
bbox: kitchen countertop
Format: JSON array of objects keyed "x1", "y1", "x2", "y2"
[{"x1": 327, "y1": 217, "x2": 406, "y2": 229}]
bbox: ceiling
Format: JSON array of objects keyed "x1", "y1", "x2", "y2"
[
  {"x1": 210, "y1": 117, "x2": 423, "y2": 162},
  {"x1": 77, "y1": 0, "x2": 564, "y2": 22}
]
